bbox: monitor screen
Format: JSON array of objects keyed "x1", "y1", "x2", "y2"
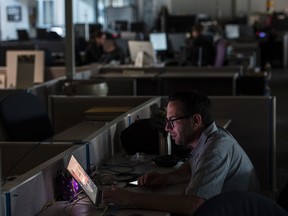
[
  {"x1": 167, "y1": 15, "x2": 196, "y2": 33},
  {"x1": 149, "y1": 32, "x2": 168, "y2": 51},
  {"x1": 225, "y1": 24, "x2": 240, "y2": 39},
  {"x1": 6, "y1": 50, "x2": 44, "y2": 88},
  {"x1": 128, "y1": 41, "x2": 156, "y2": 64},
  {"x1": 167, "y1": 33, "x2": 187, "y2": 53}
]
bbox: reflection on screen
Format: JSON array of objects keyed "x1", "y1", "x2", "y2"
[
  {"x1": 149, "y1": 33, "x2": 168, "y2": 51},
  {"x1": 67, "y1": 155, "x2": 98, "y2": 204}
]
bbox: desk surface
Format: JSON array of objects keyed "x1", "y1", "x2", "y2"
[
  {"x1": 38, "y1": 151, "x2": 178, "y2": 216},
  {"x1": 38, "y1": 200, "x2": 170, "y2": 216}
]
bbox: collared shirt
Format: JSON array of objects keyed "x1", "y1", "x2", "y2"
[{"x1": 185, "y1": 122, "x2": 259, "y2": 200}]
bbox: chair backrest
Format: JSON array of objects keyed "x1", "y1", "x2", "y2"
[
  {"x1": 194, "y1": 191, "x2": 288, "y2": 216},
  {"x1": 0, "y1": 92, "x2": 54, "y2": 141}
]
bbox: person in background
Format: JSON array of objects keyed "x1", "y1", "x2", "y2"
[
  {"x1": 84, "y1": 30, "x2": 106, "y2": 64},
  {"x1": 187, "y1": 24, "x2": 215, "y2": 67},
  {"x1": 84, "y1": 30, "x2": 124, "y2": 64},
  {"x1": 102, "y1": 89, "x2": 259, "y2": 216}
]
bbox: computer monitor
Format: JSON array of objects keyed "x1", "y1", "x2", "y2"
[
  {"x1": 128, "y1": 41, "x2": 156, "y2": 64},
  {"x1": 115, "y1": 20, "x2": 128, "y2": 31},
  {"x1": 167, "y1": 33, "x2": 187, "y2": 53},
  {"x1": 239, "y1": 25, "x2": 255, "y2": 39},
  {"x1": 6, "y1": 50, "x2": 44, "y2": 89},
  {"x1": 36, "y1": 28, "x2": 48, "y2": 40},
  {"x1": 17, "y1": 29, "x2": 30, "y2": 40},
  {"x1": 225, "y1": 24, "x2": 240, "y2": 40},
  {"x1": 167, "y1": 15, "x2": 196, "y2": 33},
  {"x1": 149, "y1": 32, "x2": 168, "y2": 51},
  {"x1": 130, "y1": 22, "x2": 144, "y2": 32}
]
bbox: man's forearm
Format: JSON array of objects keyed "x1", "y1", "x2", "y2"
[{"x1": 165, "y1": 162, "x2": 191, "y2": 185}]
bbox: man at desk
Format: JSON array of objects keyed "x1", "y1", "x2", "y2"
[{"x1": 102, "y1": 90, "x2": 259, "y2": 215}]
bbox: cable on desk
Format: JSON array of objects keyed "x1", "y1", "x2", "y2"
[
  {"x1": 36, "y1": 198, "x2": 57, "y2": 215},
  {"x1": 99, "y1": 205, "x2": 109, "y2": 216},
  {"x1": 98, "y1": 162, "x2": 136, "y2": 174}
]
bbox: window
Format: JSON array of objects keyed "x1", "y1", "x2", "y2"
[{"x1": 43, "y1": 0, "x2": 54, "y2": 25}]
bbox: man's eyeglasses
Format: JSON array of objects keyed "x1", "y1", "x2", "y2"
[{"x1": 165, "y1": 115, "x2": 193, "y2": 128}]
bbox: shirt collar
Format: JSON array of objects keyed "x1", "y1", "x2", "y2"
[{"x1": 191, "y1": 121, "x2": 217, "y2": 156}]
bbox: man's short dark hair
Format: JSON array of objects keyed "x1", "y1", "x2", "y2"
[{"x1": 168, "y1": 90, "x2": 213, "y2": 126}]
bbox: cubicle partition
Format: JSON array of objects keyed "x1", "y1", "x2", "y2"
[
  {"x1": 210, "y1": 96, "x2": 276, "y2": 196},
  {"x1": 1, "y1": 142, "x2": 87, "y2": 216},
  {"x1": 49, "y1": 95, "x2": 156, "y2": 134},
  {"x1": 0, "y1": 95, "x2": 276, "y2": 216},
  {"x1": 91, "y1": 66, "x2": 242, "y2": 96},
  {"x1": 85, "y1": 96, "x2": 162, "y2": 170}
]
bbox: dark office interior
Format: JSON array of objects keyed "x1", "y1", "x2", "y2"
[{"x1": 1, "y1": 0, "x2": 288, "y2": 215}]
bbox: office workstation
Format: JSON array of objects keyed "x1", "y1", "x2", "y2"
[
  {"x1": 0, "y1": 93, "x2": 276, "y2": 215},
  {"x1": 1, "y1": 0, "x2": 287, "y2": 215}
]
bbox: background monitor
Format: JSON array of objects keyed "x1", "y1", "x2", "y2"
[
  {"x1": 36, "y1": 28, "x2": 48, "y2": 40},
  {"x1": 167, "y1": 15, "x2": 196, "y2": 32},
  {"x1": 128, "y1": 40, "x2": 156, "y2": 63},
  {"x1": 17, "y1": 29, "x2": 30, "y2": 40},
  {"x1": 225, "y1": 24, "x2": 240, "y2": 39},
  {"x1": 167, "y1": 33, "x2": 187, "y2": 53},
  {"x1": 149, "y1": 32, "x2": 168, "y2": 51},
  {"x1": 130, "y1": 22, "x2": 144, "y2": 32},
  {"x1": 115, "y1": 20, "x2": 128, "y2": 31},
  {"x1": 239, "y1": 25, "x2": 255, "y2": 39},
  {"x1": 6, "y1": 50, "x2": 44, "y2": 88}
]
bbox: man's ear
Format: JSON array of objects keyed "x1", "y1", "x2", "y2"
[{"x1": 192, "y1": 114, "x2": 202, "y2": 127}]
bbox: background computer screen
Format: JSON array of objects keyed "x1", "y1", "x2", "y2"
[
  {"x1": 149, "y1": 33, "x2": 168, "y2": 51},
  {"x1": 6, "y1": 50, "x2": 44, "y2": 88},
  {"x1": 225, "y1": 24, "x2": 240, "y2": 39},
  {"x1": 167, "y1": 33, "x2": 187, "y2": 53},
  {"x1": 128, "y1": 40, "x2": 156, "y2": 63}
]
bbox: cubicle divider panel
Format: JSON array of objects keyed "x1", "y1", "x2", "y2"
[
  {"x1": 159, "y1": 73, "x2": 238, "y2": 96},
  {"x1": 49, "y1": 96, "x2": 155, "y2": 134},
  {"x1": 210, "y1": 96, "x2": 276, "y2": 195},
  {"x1": 92, "y1": 66, "x2": 242, "y2": 96},
  {"x1": 2, "y1": 143, "x2": 86, "y2": 216},
  {"x1": 86, "y1": 97, "x2": 162, "y2": 169},
  {"x1": 0, "y1": 143, "x2": 72, "y2": 178},
  {"x1": 29, "y1": 78, "x2": 63, "y2": 108},
  {"x1": 164, "y1": 66, "x2": 243, "y2": 74}
]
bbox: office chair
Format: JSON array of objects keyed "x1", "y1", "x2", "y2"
[
  {"x1": 193, "y1": 191, "x2": 288, "y2": 216},
  {"x1": 0, "y1": 92, "x2": 54, "y2": 141},
  {"x1": 214, "y1": 38, "x2": 226, "y2": 67}
]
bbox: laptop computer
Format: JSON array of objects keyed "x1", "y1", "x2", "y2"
[{"x1": 67, "y1": 155, "x2": 103, "y2": 208}]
